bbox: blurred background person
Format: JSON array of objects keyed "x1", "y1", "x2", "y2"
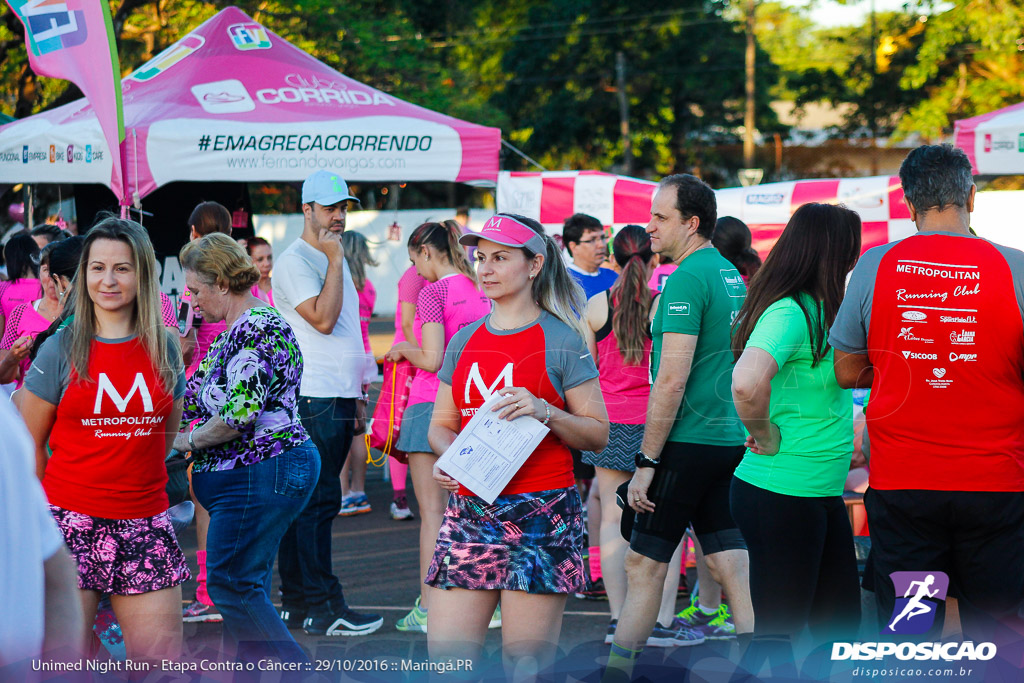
[
  {"x1": 712, "y1": 216, "x2": 762, "y2": 283},
  {"x1": 0, "y1": 233, "x2": 41, "y2": 343},
  {"x1": 338, "y1": 230, "x2": 380, "y2": 516},
  {"x1": 30, "y1": 224, "x2": 68, "y2": 250},
  {"x1": 246, "y1": 236, "x2": 275, "y2": 306}
]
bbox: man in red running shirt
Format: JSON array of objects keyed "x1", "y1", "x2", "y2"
[{"x1": 830, "y1": 144, "x2": 1024, "y2": 640}]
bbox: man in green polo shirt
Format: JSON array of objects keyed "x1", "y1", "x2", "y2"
[{"x1": 606, "y1": 174, "x2": 753, "y2": 679}]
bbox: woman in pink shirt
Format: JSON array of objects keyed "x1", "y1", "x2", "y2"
[
  {"x1": 0, "y1": 233, "x2": 42, "y2": 344},
  {"x1": 582, "y1": 226, "x2": 671, "y2": 641},
  {"x1": 338, "y1": 230, "x2": 380, "y2": 516},
  {"x1": 246, "y1": 237, "x2": 275, "y2": 306},
  {"x1": 0, "y1": 237, "x2": 83, "y2": 387},
  {"x1": 385, "y1": 220, "x2": 491, "y2": 632}
]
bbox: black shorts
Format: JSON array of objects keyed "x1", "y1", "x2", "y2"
[
  {"x1": 865, "y1": 488, "x2": 1024, "y2": 639},
  {"x1": 571, "y1": 448, "x2": 595, "y2": 480},
  {"x1": 628, "y1": 441, "x2": 746, "y2": 563}
]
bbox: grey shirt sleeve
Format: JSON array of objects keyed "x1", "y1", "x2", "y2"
[
  {"x1": 541, "y1": 316, "x2": 599, "y2": 396},
  {"x1": 829, "y1": 244, "x2": 893, "y2": 354},
  {"x1": 989, "y1": 241, "x2": 1024, "y2": 328},
  {"x1": 438, "y1": 318, "x2": 486, "y2": 385},
  {"x1": 23, "y1": 330, "x2": 70, "y2": 405}
]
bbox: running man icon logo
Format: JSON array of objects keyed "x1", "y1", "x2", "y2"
[{"x1": 884, "y1": 571, "x2": 950, "y2": 635}]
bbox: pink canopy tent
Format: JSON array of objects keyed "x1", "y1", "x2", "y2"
[
  {"x1": 497, "y1": 171, "x2": 915, "y2": 256},
  {"x1": 954, "y1": 102, "x2": 1024, "y2": 175},
  {"x1": 0, "y1": 6, "x2": 501, "y2": 201}
]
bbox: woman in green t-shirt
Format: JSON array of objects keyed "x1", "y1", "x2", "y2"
[{"x1": 729, "y1": 202, "x2": 863, "y2": 645}]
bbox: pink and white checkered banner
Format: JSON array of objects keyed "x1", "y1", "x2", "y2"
[{"x1": 495, "y1": 170, "x2": 915, "y2": 257}]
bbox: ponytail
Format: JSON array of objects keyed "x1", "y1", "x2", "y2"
[
  {"x1": 408, "y1": 220, "x2": 476, "y2": 281},
  {"x1": 609, "y1": 225, "x2": 654, "y2": 365}
]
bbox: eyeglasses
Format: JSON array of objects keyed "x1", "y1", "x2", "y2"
[{"x1": 577, "y1": 235, "x2": 610, "y2": 245}]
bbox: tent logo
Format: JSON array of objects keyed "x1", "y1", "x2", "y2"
[
  {"x1": 11, "y1": 0, "x2": 88, "y2": 56},
  {"x1": 130, "y1": 34, "x2": 205, "y2": 82},
  {"x1": 228, "y1": 23, "x2": 271, "y2": 50},
  {"x1": 191, "y1": 79, "x2": 256, "y2": 114}
]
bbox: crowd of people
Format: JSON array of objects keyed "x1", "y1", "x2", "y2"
[{"x1": 2, "y1": 144, "x2": 1024, "y2": 682}]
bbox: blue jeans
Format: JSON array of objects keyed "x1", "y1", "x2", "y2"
[
  {"x1": 278, "y1": 396, "x2": 356, "y2": 616},
  {"x1": 193, "y1": 441, "x2": 319, "y2": 663}
]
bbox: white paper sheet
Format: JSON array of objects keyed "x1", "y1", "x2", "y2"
[{"x1": 436, "y1": 393, "x2": 550, "y2": 504}]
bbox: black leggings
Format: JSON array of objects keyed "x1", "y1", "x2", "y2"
[{"x1": 730, "y1": 476, "x2": 861, "y2": 641}]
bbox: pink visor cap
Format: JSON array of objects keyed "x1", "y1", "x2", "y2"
[{"x1": 459, "y1": 215, "x2": 547, "y2": 254}]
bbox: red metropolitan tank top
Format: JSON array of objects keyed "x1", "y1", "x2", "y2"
[{"x1": 44, "y1": 338, "x2": 175, "y2": 519}]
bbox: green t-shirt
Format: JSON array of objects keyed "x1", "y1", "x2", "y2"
[
  {"x1": 733, "y1": 295, "x2": 853, "y2": 497},
  {"x1": 650, "y1": 247, "x2": 745, "y2": 446}
]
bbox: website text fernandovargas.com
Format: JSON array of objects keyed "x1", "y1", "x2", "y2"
[{"x1": 852, "y1": 666, "x2": 975, "y2": 677}]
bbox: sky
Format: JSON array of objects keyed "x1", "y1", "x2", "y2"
[{"x1": 801, "y1": 0, "x2": 925, "y2": 27}]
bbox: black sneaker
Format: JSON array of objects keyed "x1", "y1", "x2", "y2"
[
  {"x1": 574, "y1": 577, "x2": 608, "y2": 600},
  {"x1": 303, "y1": 608, "x2": 384, "y2": 636},
  {"x1": 279, "y1": 606, "x2": 307, "y2": 630}
]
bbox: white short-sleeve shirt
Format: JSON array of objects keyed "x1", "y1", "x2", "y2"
[
  {"x1": 0, "y1": 398, "x2": 64, "y2": 666},
  {"x1": 272, "y1": 238, "x2": 365, "y2": 398}
]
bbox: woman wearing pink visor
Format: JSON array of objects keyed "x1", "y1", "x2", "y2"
[{"x1": 427, "y1": 213, "x2": 609, "y2": 677}]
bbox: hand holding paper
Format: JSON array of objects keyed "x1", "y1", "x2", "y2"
[{"x1": 435, "y1": 392, "x2": 550, "y2": 503}]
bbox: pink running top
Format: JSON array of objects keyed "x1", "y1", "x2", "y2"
[
  {"x1": 251, "y1": 282, "x2": 275, "y2": 306},
  {"x1": 648, "y1": 264, "x2": 677, "y2": 295},
  {"x1": 0, "y1": 301, "x2": 52, "y2": 388},
  {"x1": 393, "y1": 266, "x2": 426, "y2": 345},
  {"x1": 407, "y1": 273, "x2": 490, "y2": 405},
  {"x1": 357, "y1": 279, "x2": 376, "y2": 353},
  {"x1": 0, "y1": 278, "x2": 42, "y2": 319},
  {"x1": 594, "y1": 293, "x2": 652, "y2": 424}
]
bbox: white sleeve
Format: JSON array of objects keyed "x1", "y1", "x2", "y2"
[{"x1": 274, "y1": 253, "x2": 325, "y2": 309}]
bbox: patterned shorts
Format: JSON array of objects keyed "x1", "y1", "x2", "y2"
[
  {"x1": 425, "y1": 487, "x2": 585, "y2": 594},
  {"x1": 49, "y1": 505, "x2": 191, "y2": 595},
  {"x1": 581, "y1": 422, "x2": 645, "y2": 472}
]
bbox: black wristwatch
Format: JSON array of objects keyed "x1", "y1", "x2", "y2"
[{"x1": 635, "y1": 451, "x2": 660, "y2": 469}]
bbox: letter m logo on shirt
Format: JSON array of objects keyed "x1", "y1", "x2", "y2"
[
  {"x1": 94, "y1": 372, "x2": 154, "y2": 414},
  {"x1": 464, "y1": 362, "x2": 513, "y2": 403}
]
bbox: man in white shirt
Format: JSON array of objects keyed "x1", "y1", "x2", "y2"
[
  {"x1": 273, "y1": 171, "x2": 383, "y2": 637},
  {"x1": 0, "y1": 398, "x2": 83, "y2": 674}
]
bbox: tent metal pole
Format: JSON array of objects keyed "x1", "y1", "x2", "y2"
[{"x1": 501, "y1": 139, "x2": 548, "y2": 171}]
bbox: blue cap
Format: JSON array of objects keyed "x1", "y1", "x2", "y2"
[{"x1": 301, "y1": 170, "x2": 359, "y2": 206}]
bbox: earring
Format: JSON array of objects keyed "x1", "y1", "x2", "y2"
[{"x1": 529, "y1": 273, "x2": 536, "y2": 280}]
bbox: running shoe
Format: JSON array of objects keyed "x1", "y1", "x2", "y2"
[
  {"x1": 489, "y1": 603, "x2": 502, "y2": 629},
  {"x1": 338, "y1": 493, "x2": 372, "y2": 516},
  {"x1": 279, "y1": 605, "x2": 307, "y2": 630},
  {"x1": 304, "y1": 607, "x2": 383, "y2": 636},
  {"x1": 673, "y1": 594, "x2": 735, "y2": 640},
  {"x1": 647, "y1": 622, "x2": 705, "y2": 648},
  {"x1": 574, "y1": 577, "x2": 608, "y2": 600},
  {"x1": 182, "y1": 599, "x2": 223, "y2": 623},
  {"x1": 604, "y1": 619, "x2": 617, "y2": 645},
  {"x1": 395, "y1": 596, "x2": 428, "y2": 633},
  {"x1": 390, "y1": 496, "x2": 415, "y2": 520}
]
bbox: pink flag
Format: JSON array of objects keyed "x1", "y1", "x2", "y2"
[{"x1": 6, "y1": 0, "x2": 125, "y2": 202}]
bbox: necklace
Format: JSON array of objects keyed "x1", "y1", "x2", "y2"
[{"x1": 490, "y1": 309, "x2": 542, "y2": 331}]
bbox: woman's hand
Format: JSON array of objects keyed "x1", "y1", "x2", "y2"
[
  {"x1": 433, "y1": 461, "x2": 459, "y2": 493},
  {"x1": 384, "y1": 342, "x2": 412, "y2": 363},
  {"x1": 7, "y1": 335, "x2": 33, "y2": 361},
  {"x1": 745, "y1": 423, "x2": 781, "y2": 456},
  {"x1": 492, "y1": 387, "x2": 544, "y2": 421},
  {"x1": 172, "y1": 430, "x2": 191, "y2": 453}
]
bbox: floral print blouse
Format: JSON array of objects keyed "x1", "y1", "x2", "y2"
[{"x1": 183, "y1": 306, "x2": 308, "y2": 472}]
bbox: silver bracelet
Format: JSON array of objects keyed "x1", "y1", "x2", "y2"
[
  {"x1": 541, "y1": 398, "x2": 551, "y2": 426},
  {"x1": 188, "y1": 427, "x2": 198, "y2": 452}
]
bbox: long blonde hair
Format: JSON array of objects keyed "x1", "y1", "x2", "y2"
[{"x1": 68, "y1": 216, "x2": 178, "y2": 391}]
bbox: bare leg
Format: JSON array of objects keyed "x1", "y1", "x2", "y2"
[
  {"x1": 500, "y1": 591, "x2": 568, "y2": 683},
  {"x1": 587, "y1": 481, "x2": 601, "y2": 552},
  {"x1": 348, "y1": 436, "x2": 369, "y2": 494},
  {"x1": 703, "y1": 549, "x2": 753, "y2": 633},
  {"x1": 79, "y1": 589, "x2": 101, "y2": 655},
  {"x1": 427, "y1": 587, "x2": 498, "y2": 665},
  {"x1": 409, "y1": 452, "x2": 448, "y2": 610},
  {"x1": 656, "y1": 541, "x2": 684, "y2": 626},
  {"x1": 596, "y1": 467, "x2": 632, "y2": 618},
  {"x1": 615, "y1": 550, "x2": 670, "y2": 650},
  {"x1": 694, "y1": 537, "x2": 723, "y2": 610},
  {"x1": 110, "y1": 585, "x2": 183, "y2": 662}
]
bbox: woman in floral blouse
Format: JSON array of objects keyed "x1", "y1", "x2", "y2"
[{"x1": 173, "y1": 233, "x2": 316, "y2": 665}]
